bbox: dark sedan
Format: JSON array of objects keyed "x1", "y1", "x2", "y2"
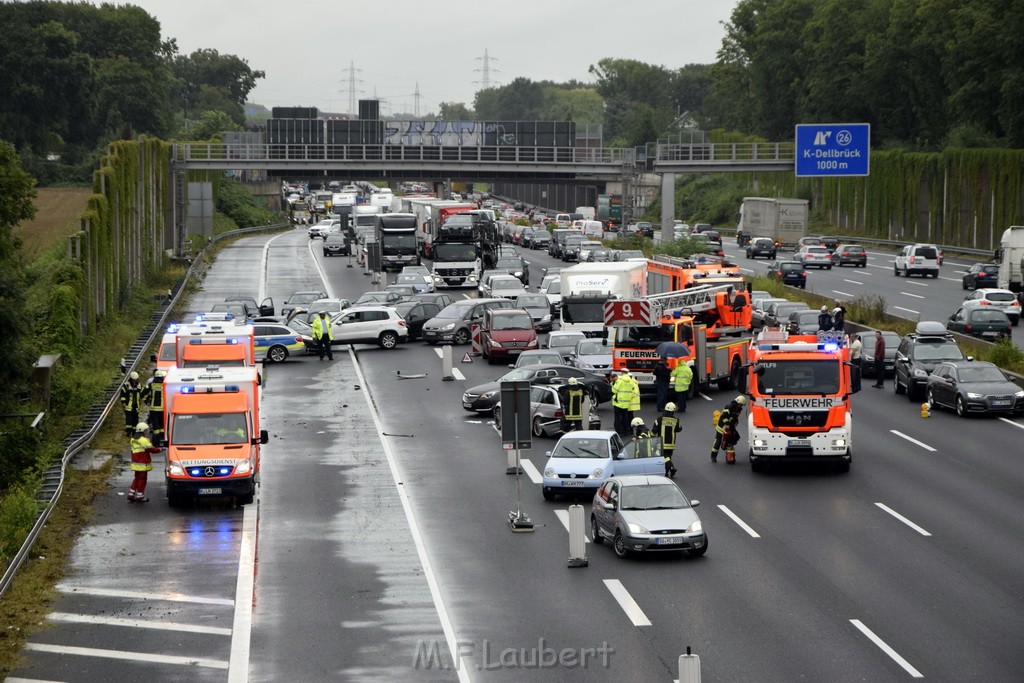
[
  {"x1": 461, "y1": 364, "x2": 612, "y2": 413},
  {"x1": 323, "y1": 231, "x2": 349, "y2": 256},
  {"x1": 390, "y1": 301, "x2": 441, "y2": 341},
  {"x1": 767, "y1": 261, "x2": 807, "y2": 289},
  {"x1": 745, "y1": 237, "x2": 777, "y2": 260},
  {"x1": 859, "y1": 330, "x2": 900, "y2": 377},
  {"x1": 926, "y1": 361, "x2": 1024, "y2": 417},
  {"x1": 961, "y1": 263, "x2": 999, "y2": 290},
  {"x1": 786, "y1": 309, "x2": 821, "y2": 334},
  {"x1": 832, "y1": 244, "x2": 867, "y2": 267}
]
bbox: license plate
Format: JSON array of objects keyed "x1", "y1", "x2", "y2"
[
  {"x1": 633, "y1": 373, "x2": 655, "y2": 383},
  {"x1": 462, "y1": 402, "x2": 473, "y2": 409},
  {"x1": 561, "y1": 480, "x2": 585, "y2": 487},
  {"x1": 992, "y1": 400, "x2": 1011, "y2": 406},
  {"x1": 655, "y1": 537, "x2": 683, "y2": 545},
  {"x1": 788, "y1": 439, "x2": 811, "y2": 447},
  {"x1": 982, "y1": 331, "x2": 997, "y2": 337},
  {"x1": 198, "y1": 487, "x2": 222, "y2": 495}
]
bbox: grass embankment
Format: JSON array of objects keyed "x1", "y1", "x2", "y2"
[{"x1": 12, "y1": 187, "x2": 91, "y2": 259}]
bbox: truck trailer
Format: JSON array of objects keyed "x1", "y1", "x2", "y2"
[
  {"x1": 559, "y1": 261, "x2": 647, "y2": 337},
  {"x1": 737, "y1": 197, "x2": 809, "y2": 248}
]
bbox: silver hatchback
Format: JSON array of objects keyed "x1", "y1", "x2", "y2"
[{"x1": 591, "y1": 475, "x2": 707, "y2": 558}]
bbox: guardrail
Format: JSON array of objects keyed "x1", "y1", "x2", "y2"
[{"x1": 0, "y1": 222, "x2": 289, "y2": 598}]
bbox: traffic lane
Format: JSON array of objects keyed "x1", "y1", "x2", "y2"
[
  {"x1": 186, "y1": 234, "x2": 274, "y2": 317},
  {"x1": 353, "y1": 341, "x2": 677, "y2": 681},
  {"x1": 265, "y1": 227, "x2": 334, "y2": 312},
  {"x1": 249, "y1": 354, "x2": 456, "y2": 682}
]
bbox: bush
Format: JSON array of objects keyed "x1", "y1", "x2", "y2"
[
  {"x1": 986, "y1": 337, "x2": 1024, "y2": 373},
  {"x1": 216, "y1": 177, "x2": 275, "y2": 228},
  {"x1": 0, "y1": 486, "x2": 37, "y2": 562},
  {"x1": 0, "y1": 424, "x2": 43, "y2": 492}
]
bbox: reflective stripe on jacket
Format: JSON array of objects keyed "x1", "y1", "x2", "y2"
[
  {"x1": 130, "y1": 435, "x2": 157, "y2": 472},
  {"x1": 657, "y1": 415, "x2": 680, "y2": 449},
  {"x1": 565, "y1": 388, "x2": 584, "y2": 420}
]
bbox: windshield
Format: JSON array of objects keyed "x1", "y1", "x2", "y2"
[
  {"x1": 549, "y1": 334, "x2": 585, "y2": 348},
  {"x1": 780, "y1": 263, "x2": 802, "y2": 271},
  {"x1": 496, "y1": 259, "x2": 522, "y2": 269},
  {"x1": 577, "y1": 340, "x2": 608, "y2": 355},
  {"x1": 381, "y1": 234, "x2": 417, "y2": 253},
  {"x1": 492, "y1": 313, "x2": 533, "y2": 330},
  {"x1": 517, "y1": 295, "x2": 548, "y2": 308},
  {"x1": 159, "y1": 343, "x2": 176, "y2": 361},
  {"x1": 561, "y1": 300, "x2": 607, "y2": 324},
  {"x1": 290, "y1": 293, "x2": 321, "y2": 305},
  {"x1": 619, "y1": 251, "x2": 644, "y2": 259},
  {"x1": 501, "y1": 367, "x2": 536, "y2": 381},
  {"x1": 355, "y1": 292, "x2": 386, "y2": 304},
  {"x1": 984, "y1": 292, "x2": 1016, "y2": 302},
  {"x1": 756, "y1": 359, "x2": 842, "y2": 395},
  {"x1": 182, "y1": 359, "x2": 245, "y2": 368},
  {"x1": 518, "y1": 353, "x2": 560, "y2": 366},
  {"x1": 912, "y1": 343, "x2": 964, "y2": 361},
  {"x1": 546, "y1": 281, "x2": 561, "y2": 294},
  {"x1": 492, "y1": 279, "x2": 523, "y2": 291},
  {"x1": 619, "y1": 484, "x2": 689, "y2": 510},
  {"x1": 171, "y1": 413, "x2": 248, "y2": 445},
  {"x1": 433, "y1": 243, "x2": 477, "y2": 261},
  {"x1": 550, "y1": 437, "x2": 610, "y2": 459},
  {"x1": 958, "y1": 366, "x2": 1007, "y2": 382},
  {"x1": 396, "y1": 274, "x2": 422, "y2": 284},
  {"x1": 970, "y1": 310, "x2": 1009, "y2": 322},
  {"x1": 355, "y1": 215, "x2": 376, "y2": 227},
  {"x1": 437, "y1": 302, "x2": 474, "y2": 319}
]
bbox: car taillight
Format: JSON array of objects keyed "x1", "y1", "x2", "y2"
[
  {"x1": 802, "y1": 271, "x2": 808, "y2": 277},
  {"x1": 965, "y1": 323, "x2": 973, "y2": 332},
  {"x1": 554, "y1": 410, "x2": 564, "y2": 418},
  {"x1": 978, "y1": 300, "x2": 990, "y2": 305},
  {"x1": 294, "y1": 337, "x2": 303, "y2": 343},
  {"x1": 397, "y1": 320, "x2": 407, "y2": 325},
  {"x1": 978, "y1": 273, "x2": 988, "y2": 278}
]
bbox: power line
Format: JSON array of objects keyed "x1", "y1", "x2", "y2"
[{"x1": 338, "y1": 62, "x2": 364, "y2": 116}]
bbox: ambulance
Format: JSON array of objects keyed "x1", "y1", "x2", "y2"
[
  {"x1": 745, "y1": 328, "x2": 856, "y2": 473},
  {"x1": 163, "y1": 366, "x2": 266, "y2": 505}
]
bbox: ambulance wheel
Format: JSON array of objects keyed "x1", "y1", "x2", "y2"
[
  {"x1": 167, "y1": 492, "x2": 185, "y2": 508},
  {"x1": 239, "y1": 487, "x2": 254, "y2": 505},
  {"x1": 453, "y1": 328, "x2": 470, "y2": 345}
]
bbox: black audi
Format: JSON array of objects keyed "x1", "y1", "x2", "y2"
[{"x1": 926, "y1": 360, "x2": 1024, "y2": 417}]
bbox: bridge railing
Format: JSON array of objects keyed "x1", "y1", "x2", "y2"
[
  {"x1": 656, "y1": 142, "x2": 796, "y2": 163},
  {"x1": 173, "y1": 143, "x2": 637, "y2": 166}
]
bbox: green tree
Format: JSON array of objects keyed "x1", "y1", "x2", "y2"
[
  {"x1": 438, "y1": 101, "x2": 474, "y2": 119},
  {"x1": 172, "y1": 48, "x2": 265, "y2": 125},
  {"x1": 179, "y1": 110, "x2": 242, "y2": 141},
  {"x1": 541, "y1": 87, "x2": 604, "y2": 123}
]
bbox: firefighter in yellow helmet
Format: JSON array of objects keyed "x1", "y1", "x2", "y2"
[
  {"x1": 712, "y1": 395, "x2": 747, "y2": 463},
  {"x1": 120, "y1": 371, "x2": 143, "y2": 437},
  {"x1": 655, "y1": 402, "x2": 682, "y2": 477},
  {"x1": 128, "y1": 422, "x2": 162, "y2": 503},
  {"x1": 558, "y1": 377, "x2": 586, "y2": 432}
]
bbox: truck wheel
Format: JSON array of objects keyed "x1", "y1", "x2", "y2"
[
  {"x1": 267, "y1": 345, "x2": 288, "y2": 363},
  {"x1": 453, "y1": 328, "x2": 470, "y2": 345},
  {"x1": 717, "y1": 358, "x2": 741, "y2": 390},
  {"x1": 379, "y1": 331, "x2": 399, "y2": 349}
]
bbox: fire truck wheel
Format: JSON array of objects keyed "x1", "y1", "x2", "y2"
[
  {"x1": 749, "y1": 453, "x2": 764, "y2": 473},
  {"x1": 836, "y1": 459, "x2": 850, "y2": 473}
]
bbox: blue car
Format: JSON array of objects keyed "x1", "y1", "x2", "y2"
[{"x1": 541, "y1": 430, "x2": 665, "y2": 501}]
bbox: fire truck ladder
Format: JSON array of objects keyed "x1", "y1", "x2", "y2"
[{"x1": 646, "y1": 284, "x2": 738, "y2": 317}]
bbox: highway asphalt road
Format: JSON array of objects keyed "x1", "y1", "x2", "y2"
[{"x1": 9, "y1": 227, "x2": 1023, "y2": 682}]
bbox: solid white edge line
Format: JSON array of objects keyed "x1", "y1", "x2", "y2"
[
  {"x1": 716, "y1": 505, "x2": 761, "y2": 538},
  {"x1": 350, "y1": 348, "x2": 472, "y2": 682},
  {"x1": 55, "y1": 585, "x2": 233, "y2": 606},
  {"x1": 602, "y1": 579, "x2": 651, "y2": 626},
  {"x1": 874, "y1": 503, "x2": 932, "y2": 537},
  {"x1": 451, "y1": 367, "x2": 466, "y2": 381},
  {"x1": 227, "y1": 500, "x2": 258, "y2": 683},
  {"x1": 889, "y1": 430, "x2": 937, "y2": 452},
  {"x1": 698, "y1": 392, "x2": 713, "y2": 401},
  {"x1": 4, "y1": 678, "x2": 67, "y2": 683},
  {"x1": 893, "y1": 306, "x2": 920, "y2": 315},
  {"x1": 258, "y1": 231, "x2": 292, "y2": 304},
  {"x1": 999, "y1": 417, "x2": 1024, "y2": 430},
  {"x1": 849, "y1": 619, "x2": 924, "y2": 678},
  {"x1": 519, "y1": 457, "x2": 543, "y2": 484},
  {"x1": 48, "y1": 612, "x2": 232, "y2": 636},
  {"x1": 22, "y1": 643, "x2": 228, "y2": 670},
  {"x1": 553, "y1": 509, "x2": 591, "y2": 543},
  {"x1": 899, "y1": 291, "x2": 925, "y2": 299},
  {"x1": 308, "y1": 238, "x2": 335, "y2": 299}
]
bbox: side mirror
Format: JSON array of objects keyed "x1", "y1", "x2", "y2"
[
  {"x1": 690, "y1": 499, "x2": 700, "y2": 507},
  {"x1": 615, "y1": 452, "x2": 625, "y2": 460},
  {"x1": 602, "y1": 502, "x2": 615, "y2": 511},
  {"x1": 258, "y1": 430, "x2": 269, "y2": 445},
  {"x1": 545, "y1": 451, "x2": 552, "y2": 458},
  {"x1": 508, "y1": 364, "x2": 515, "y2": 368}
]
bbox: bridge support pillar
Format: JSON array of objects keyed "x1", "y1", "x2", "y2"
[
  {"x1": 659, "y1": 172, "x2": 676, "y2": 243},
  {"x1": 434, "y1": 181, "x2": 446, "y2": 199}
]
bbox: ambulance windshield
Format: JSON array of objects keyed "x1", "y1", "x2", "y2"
[
  {"x1": 756, "y1": 360, "x2": 840, "y2": 395},
  {"x1": 172, "y1": 413, "x2": 249, "y2": 445}
]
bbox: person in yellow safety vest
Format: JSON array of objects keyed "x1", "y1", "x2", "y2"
[
  {"x1": 670, "y1": 359, "x2": 694, "y2": 413},
  {"x1": 311, "y1": 310, "x2": 334, "y2": 361},
  {"x1": 611, "y1": 369, "x2": 640, "y2": 436},
  {"x1": 142, "y1": 369, "x2": 166, "y2": 446},
  {"x1": 654, "y1": 402, "x2": 682, "y2": 477},
  {"x1": 558, "y1": 377, "x2": 586, "y2": 432},
  {"x1": 128, "y1": 422, "x2": 162, "y2": 503},
  {"x1": 120, "y1": 371, "x2": 143, "y2": 437},
  {"x1": 712, "y1": 395, "x2": 746, "y2": 463}
]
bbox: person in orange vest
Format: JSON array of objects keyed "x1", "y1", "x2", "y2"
[{"x1": 128, "y1": 422, "x2": 162, "y2": 503}]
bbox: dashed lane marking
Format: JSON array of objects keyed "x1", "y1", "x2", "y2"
[
  {"x1": 48, "y1": 612, "x2": 233, "y2": 636},
  {"x1": 698, "y1": 393, "x2": 713, "y2": 401},
  {"x1": 939, "y1": 276, "x2": 962, "y2": 282},
  {"x1": 56, "y1": 585, "x2": 234, "y2": 606},
  {"x1": 849, "y1": 619, "x2": 923, "y2": 678},
  {"x1": 890, "y1": 430, "x2": 936, "y2": 452},
  {"x1": 717, "y1": 505, "x2": 761, "y2": 538},
  {"x1": 520, "y1": 458, "x2": 543, "y2": 484},
  {"x1": 452, "y1": 367, "x2": 466, "y2": 381},
  {"x1": 874, "y1": 503, "x2": 932, "y2": 536},
  {"x1": 900, "y1": 291, "x2": 925, "y2": 299},
  {"x1": 553, "y1": 509, "x2": 591, "y2": 543},
  {"x1": 903, "y1": 280, "x2": 929, "y2": 287},
  {"x1": 833, "y1": 290, "x2": 854, "y2": 298},
  {"x1": 843, "y1": 279, "x2": 864, "y2": 285},
  {"x1": 602, "y1": 579, "x2": 651, "y2": 627},
  {"x1": 23, "y1": 643, "x2": 228, "y2": 669},
  {"x1": 893, "y1": 306, "x2": 920, "y2": 314}
]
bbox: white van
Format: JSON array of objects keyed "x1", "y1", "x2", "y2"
[
  {"x1": 580, "y1": 220, "x2": 604, "y2": 238},
  {"x1": 555, "y1": 213, "x2": 572, "y2": 228}
]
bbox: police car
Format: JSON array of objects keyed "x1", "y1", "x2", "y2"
[{"x1": 253, "y1": 323, "x2": 311, "y2": 363}]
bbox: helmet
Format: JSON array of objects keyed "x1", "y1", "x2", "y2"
[
  {"x1": 134, "y1": 422, "x2": 149, "y2": 432},
  {"x1": 665, "y1": 402, "x2": 677, "y2": 412},
  {"x1": 568, "y1": 377, "x2": 578, "y2": 385},
  {"x1": 734, "y1": 395, "x2": 748, "y2": 406},
  {"x1": 833, "y1": 307, "x2": 842, "y2": 314},
  {"x1": 631, "y1": 417, "x2": 645, "y2": 427},
  {"x1": 129, "y1": 371, "x2": 139, "y2": 380},
  {"x1": 686, "y1": 360, "x2": 695, "y2": 367},
  {"x1": 820, "y1": 306, "x2": 829, "y2": 313},
  {"x1": 620, "y1": 368, "x2": 630, "y2": 375},
  {"x1": 154, "y1": 370, "x2": 166, "y2": 378}
]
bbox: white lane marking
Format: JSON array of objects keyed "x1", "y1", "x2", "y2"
[
  {"x1": 48, "y1": 612, "x2": 232, "y2": 636},
  {"x1": 698, "y1": 392, "x2": 713, "y2": 401},
  {"x1": 23, "y1": 643, "x2": 228, "y2": 669},
  {"x1": 451, "y1": 367, "x2": 466, "y2": 381},
  {"x1": 890, "y1": 430, "x2": 936, "y2": 452},
  {"x1": 350, "y1": 348, "x2": 472, "y2": 682},
  {"x1": 56, "y1": 585, "x2": 234, "y2": 606},
  {"x1": 843, "y1": 279, "x2": 864, "y2": 285},
  {"x1": 602, "y1": 579, "x2": 652, "y2": 626},
  {"x1": 257, "y1": 231, "x2": 292, "y2": 303},
  {"x1": 953, "y1": 269, "x2": 969, "y2": 275},
  {"x1": 833, "y1": 290, "x2": 854, "y2": 298},
  {"x1": 5, "y1": 678, "x2": 66, "y2": 683},
  {"x1": 938, "y1": 276, "x2": 961, "y2": 282},
  {"x1": 307, "y1": 238, "x2": 335, "y2": 299},
  {"x1": 227, "y1": 500, "x2": 258, "y2": 682},
  {"x1": 553, "y1": 509, "x2": 590, "y2": 543},
  {"x1": 520, "y1": 457, "x2": 543, "y2": 484},
  {"x1": 849, "y1": 619, "x2": 924, "y2": 678},
  {"x1": 462, "y1": 293, "x2": 474, "y2": 299},
  {"x1": 999, "y1": 417, "x2": 1024, "y2": 430},
  {"x1": 904, "y1": 280, "x2": 929, "y2": 287},
  {"x1": 717, "y1": 505, "x2": 761, "y2": 538},
  {"x1": 434, "y1": 347, "x2": 443, "y2": 358},
  {"x1": 867, "y1": 263, "x2": 892, "y2": 269},
  {"x1": 893, "y1": 306, "x2": 920, "y2": 315},
  {"x1": 899, "y1": 291, "x2": 925, "y2": 299},
  {"x1": 874, "y1": 503, "x2": 932, "y2": 536}
]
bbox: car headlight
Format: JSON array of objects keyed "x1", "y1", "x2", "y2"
[
  {"x1": 526, "y1": 339, "x2": 538, "y2": 348},
  {"x1": 235, "y1": 459, "x2": 252, "y2": 475},
  {"x1": 687, "y1": 520, "x2": 703, "y2": 534},
  {"x1": 590, "y1": 467, "x2": 605, "y2": 479},
  {"x1": 541, "y1": 314, "x2": 551, "y2": 322},
  {"x1": 833, "y1": 438, "x2": 847, "y2": 448},
  {"x1": 167, "y1": 465, "x2": 184, "y2": 476},
  {"x1": 488, "y1": 339, "x2": 501, "y2": 347},
  {"x1": 440, "y1": 322, "x2": 455, "y2": 331},
  {"x1": 432, "y1": 274, "x2": 443, "y2": 282},
  {"x1": 752, "y1": 438, "x2": 767, "y2": 447},
  {"x1": 513, "y1": 271, "x2": 522, "y2": 277},
  {"x1": 467, "y1": 275, "x2": 478, "y2": 283},
  {"x1": 479, "y1": 391, "x2": 496, "y2": 400},
  {"x1": 1015, "y1": 390, "x2": 1024, "y2": 398},
  {"x1": 627, "y1": 522, "x2": 650, "y2": 535},
  {"x1": 544, "y1": 467, "x2": 556, "y2": 478},
  {"x1": 913, "y1": 368, "x2": 928, "y2": 377},
  {"x1": 576, "y1": 361, "x2": 594, "y2": 369},
  {"x1": 966, "y1": 392, "x2": 983, "y2": 399}
]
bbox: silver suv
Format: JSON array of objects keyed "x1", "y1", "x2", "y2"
[{"x1": 329, "y1": 306, "x2": 408, "y2": 349}]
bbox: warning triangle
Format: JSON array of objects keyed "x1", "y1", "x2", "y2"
[{"x1": 461, "y1": 352, "x2": 473, "y2": 364}]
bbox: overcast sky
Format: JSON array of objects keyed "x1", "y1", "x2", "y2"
[{"x1": 90, "y1": 0, "x2": 735, "y2": 116}]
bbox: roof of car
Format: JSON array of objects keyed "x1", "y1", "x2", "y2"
[
  {"x1": 610, "y1": 474, "x2": 676, "y2": 486},
  {"x1": 558, "y1": 429, "x2": 617, "y2": 439}
]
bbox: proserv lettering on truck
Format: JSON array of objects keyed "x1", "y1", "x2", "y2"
[
  {"x1": 163, "y1": 366, "x2": 266, "y2": 506},
  {"x1": 745, "y1": 328, "x2": 855, "y2": 473}
]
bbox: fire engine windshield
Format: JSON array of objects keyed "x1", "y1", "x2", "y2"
[
  {"x1": 561, "y1": 300, "x2": 608, "y2": 324},
  {"x1": 171, "y1": 413, "x2": 249, "y2": 445},
  {"x1": 433, "y1": 243, "x2": 477, "y2": 261},
  {"x1": 756, "y1": 360, "x2": 841, "y2": 395},
  {"x1": 616, "y1": 324, "x2": 678, "y2": 348}
]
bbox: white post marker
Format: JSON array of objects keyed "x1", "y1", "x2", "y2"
[
  {"x1": 678, "y1": 647, "x2": 702, "y2": 683},
  {"x1": 441, "y1": 345, "x2": 454, "y2": 381},
  {"x1": 567, "y1": 504, "x2": 588, "y2": 568},
  {"x1": 506, "y1": 448, "x2": 521, "y2": 475}
]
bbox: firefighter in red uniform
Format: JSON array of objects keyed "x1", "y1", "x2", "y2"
[{"x1": 128, "y1": 422, "x2": 162, "y2": 503}]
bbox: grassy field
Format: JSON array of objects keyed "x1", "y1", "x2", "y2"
[{"x1": 14, "y1": 187, "x2": 91, "y2": 259}]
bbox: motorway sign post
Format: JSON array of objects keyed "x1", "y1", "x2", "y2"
[
  {"x1": 499, "y1": 379, "x2": 534, "y2": 532},
  {"x1": 794, "y1": 123, "x2": 870, "y2": 177}
]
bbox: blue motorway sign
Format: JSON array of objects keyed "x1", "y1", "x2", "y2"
[{"x1": 794, "y1": 123, "x2": 870, "y2": 177}]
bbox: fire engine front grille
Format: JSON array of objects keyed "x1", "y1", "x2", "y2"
[{"x1": 768, "y1": 410, "x2": 830, "y2": 428}]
